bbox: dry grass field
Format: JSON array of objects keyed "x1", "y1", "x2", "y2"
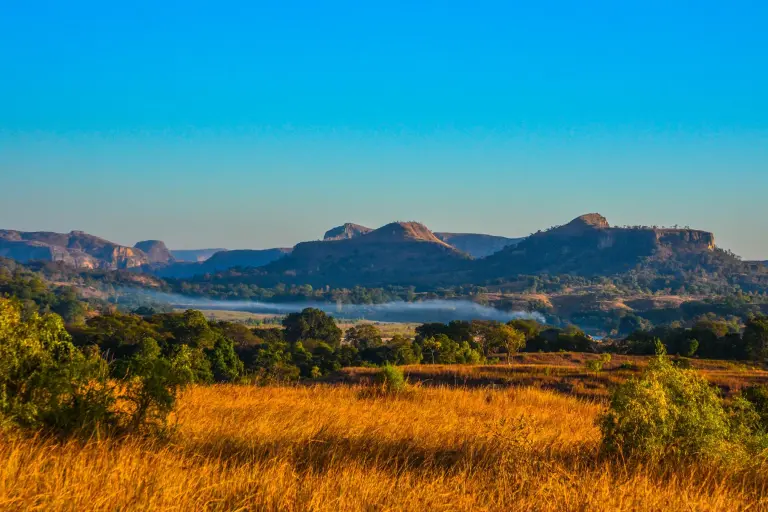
[
  {"x1": 2, "y1": 370, "x2": 768, "y2": 511},
  {"x1": 338, "y1": 354, "x2": 768, "y2": 401}
]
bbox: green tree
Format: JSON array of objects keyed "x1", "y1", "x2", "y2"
[
  {"x1": 0, "y1": 298, "x2": 114, "y2": 434},
  {"x1": 344, "y1": 324, "x2": 383, "y2": 350},
  {"x1": 283, "y1": 308, "x2": 342, "y2": 348},
  {"x1": 205, "y1": 336, "x2": 244, "y2": 382},
  {"x1": 744, "y1": 316, "x2": 768, "y2": 361},
  {"x1": 157, "y1": 310, "x2": 217, "y2": 349},
  {"x1": 489, "y1": 324, "x2": 526, "y2": 363},
  {"x1": 421, "y1": 336, "x2": 442, "y2": 364},
  {"x1": 121, "y1": 338, "x2": 195, "y2": 433}
]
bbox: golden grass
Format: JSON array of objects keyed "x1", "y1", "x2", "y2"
[
  {"x1": 2, "y1": 382, "x2": 768, "y2": 511},
  {"x1": 339, "y1": 357, "x2": 768, "y2": 401}
]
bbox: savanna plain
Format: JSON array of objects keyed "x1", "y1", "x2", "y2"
[{"x1": 3, "y1": 359, "x2": 768, "y2": 512}]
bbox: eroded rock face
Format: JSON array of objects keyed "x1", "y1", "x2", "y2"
[
  {"x1": 323, "y1": 223, "x2": 373, "y2": 241},
  {"x1": 654, "y1": 229, "x2": 716, "y2": 251},
  {"x1": 0, "y1": 230, "x2": 151, "y2": 269},
  {"x1": 135, "y1": 240, "x2": 175, "y2": 264}
]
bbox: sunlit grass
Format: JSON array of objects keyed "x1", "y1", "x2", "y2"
[{"x1": 1, "y1": 380, "x2": 767, "y2": 510}]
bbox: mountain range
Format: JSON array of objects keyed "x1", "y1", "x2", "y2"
[{"x1": 1, "y1": 215, "x2": 765, "y2": 292}]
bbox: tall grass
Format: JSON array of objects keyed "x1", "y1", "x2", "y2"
[{"x1": 1, "y1": 383, "x2": 767, "y2": 510}]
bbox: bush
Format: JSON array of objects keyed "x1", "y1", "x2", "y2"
[
  {"x1": 120, "y1": 339, "x2": 195, "y2": 434},
  {"x1": 205, "y1": 336, "x2": 244, "y2": 382},
  {"x1": 741, "y1": 385, "x2": 768, "y2": 431},
  {"x1": 584, "y1": 358, "x2": 605, "y2": 373},
  {"x1": 376, "y1": 364, "x2": 406, "y2": 394},
  {"x1": 0, "y1": 299, "x2": 116, "y2": 435},
  {"x1": 599, "y1": 342, "x2": 751, "y2": 462},
  {"x1": 0, "y1": 298, "x2": 193, "y2": 437}
]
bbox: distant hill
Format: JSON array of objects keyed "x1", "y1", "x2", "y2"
[
  {"x1": 323, "y1": 223, "x2": 373, "y2": 241},
  {"x1": 0, "y1": 229, "x2": 150, "y2": 270},
  {"x1": 434, "y1": 232, "x2": 522, "y2": 258},
  {"x1": 134, "y1": 240, "x2": 175, "y2": 264},
  {"x1": 4, "y1": 217, "x2": 765, "y2": 296},
  {"x1": 478, "y1": 213, "x2": 716, "y2": 277},
  {"x1": 474, "y1": 213, "x2": 768, "y2": 293},
  {"x1": 170, "y1": 248, "x2": 227, "y2": 262},
  {"x1": 260, "y1": 221, "x2": 470, "y2": 287},
  {"x1": 322, "y1": 223, "x2": 520, "y2": 258},
  {"x1": 156, "y1": 248, "x2": 292, "y2": 278},
  {"x1": 163, "y1": 215, "x2": 768, "y2": 293}
]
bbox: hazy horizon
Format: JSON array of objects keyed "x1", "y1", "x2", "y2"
[{"x1": 1, "y1": 2, "x2": 766, "y2": 258}]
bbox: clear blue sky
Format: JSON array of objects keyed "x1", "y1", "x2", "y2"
[{"x1": 1, "y1": 1, "x2": 766, "y2": 258}]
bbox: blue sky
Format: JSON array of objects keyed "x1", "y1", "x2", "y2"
[{"x1": 1, "y1": 1, "x2": 766, "y2": 258}]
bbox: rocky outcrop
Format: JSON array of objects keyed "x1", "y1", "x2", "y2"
[
  {"x1": 323, "y1": 223, "x2": 373, "y2": 241},
  {"x1": 0, "y1": 230, "x2": 150, "y2": 269},
  {"x1": 654, "y1": 229, "x2": 716, "y2": 251},
  {"x1": 134, "y1": 240, "x2": 175, "y2": 264}
]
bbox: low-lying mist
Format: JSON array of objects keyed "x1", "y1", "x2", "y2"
[{"x1": 132, "y1": 290, "x2": 545, "y2": 324}]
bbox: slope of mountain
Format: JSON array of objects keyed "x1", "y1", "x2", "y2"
[
  {"x1": 476, "y1": 213, "x2": 720, "y2": 278},
  {"x1": 261, "y1": 221, "x2": 471, "y2": 287},
  {"x1": 134, "y1": 240, "x2": 175, "y2": 264},
  {"x1": 156, "y1": 248, "x2": 292, "y2": 278},
  {"x1": 170, "y1": 248, "x2": 228, "y2": 262},
  {"x1": 323, "y1": 223, "x2": 373, "y2": 241},
  {"x1": 434, "y1": 232, "x2": 522, "y2": 258},
  {"x1": 0, "y1": 230, "x2": 150, "y2": 269}
]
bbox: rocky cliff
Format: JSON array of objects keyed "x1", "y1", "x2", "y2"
[
  {"x1": 0, "y1": 230, "x2": 150, "y2": 269},
  {"x1": 134, "y1": 240, "x2": 175, "y2": 264},
  {"x1": 323, "y1": 223, "x2": 373, "y2": 241}
]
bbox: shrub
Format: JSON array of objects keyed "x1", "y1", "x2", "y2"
[
  {"x1": 205, "y1": 336, "x2": 244, "y2": 382},
  {"x1": 0, "y1": 298, "x2": 194, "y2": 437},
  {"x1": 121, "y1": 339, "x2": 194, "y2": 434},
  {"x1": 599, "y1": 342, "x2": 742, "y2": 462},
  {"x1": 0, "y1": 299, "x2": 116, "y2": 435},
  {"x1": 584, "y1": 359, "x2": 604, "y2": 374},
  {"x1": 741, "y1": 385, "x2": 768, "y2": 431},
  {"x1": 376, "y1": 364, "x2": 406, "y2": 394}
]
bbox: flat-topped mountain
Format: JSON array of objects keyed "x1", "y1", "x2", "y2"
[
  {"x1": 434, "y1": 232, "x2": 522, "y2": 258},
  {"x1": 0, "y1": 229, "x2": 150, "y2": 269},
  {"x1": 323, "y1": 223, "x2": 373, "y2": 241},
  {"x1": 477, "y1": 213, "x2": 718, "y2": 278},
  {"x1": 262, "y1": 221, "x2": 470, "y2": 287}
]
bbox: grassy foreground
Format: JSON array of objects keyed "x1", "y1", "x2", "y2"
[{"x1": 2, "y1": 381, "x2": 768, "y2": 511}]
